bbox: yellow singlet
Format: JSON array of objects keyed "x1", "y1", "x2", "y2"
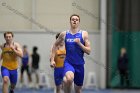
[
  {"x1": 54, "y1": 49, "x2": 66, "y2": 68},
  {"x1": 1, "y1": 47, "x2": 18, "y2": 70}
]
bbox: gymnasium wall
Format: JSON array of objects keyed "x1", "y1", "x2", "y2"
[{"x1": 0, "y1": 0, "x2": 99, "y2": 32}]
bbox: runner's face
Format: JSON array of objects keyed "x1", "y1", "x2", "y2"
[
  {"x1": 70, "y1": 16, "x2": 80, "y2": 28},
  {"x1": 4, "y1": 34, "x2": 13, "y2": 43}
]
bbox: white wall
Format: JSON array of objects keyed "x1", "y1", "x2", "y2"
[
  {"x1": 0, "y1": 0, "x2": 99, "y2": 32},
  {"x1": 0, "y1": 32, "x2": 101, "y2": 88}
]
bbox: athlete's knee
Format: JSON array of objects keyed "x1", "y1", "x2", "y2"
[
  {"x1": 64, "y1": 71, "x2": 74, "y2": 82},
  {"x1": 67, "y1": 77, "x2": 73, "y2": 83},
  {"x1": 63, "y1": 76, "x2": 73, "y2": 84},
  {"x1": 3, "y1": 77, "x2": 9, "y2": 84}
]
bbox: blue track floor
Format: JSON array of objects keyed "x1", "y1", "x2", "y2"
[{"x1": 0, "y1": 88, "x2": 140, "y2": 93}]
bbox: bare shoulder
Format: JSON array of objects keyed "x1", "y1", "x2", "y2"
[
  {"x1": 14, "y1": 42, "x2": 22, "y2": 48},
  {"x1": 82, "y1": 30, "x2": 88, "y2": 35},
  {"x1": 14, "y1": 42, "x2": 20, "y2": 46},
  {"x1": 82, "y1": 30, "x2": 89, "y2": 39},
  {"x1": 59, "y1": 31, "x2": 66, "y2": 39},
  {"x1": 60, "y1": 31, "x2": 66, "y2": 36}
]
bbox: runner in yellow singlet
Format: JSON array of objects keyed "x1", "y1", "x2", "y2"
[
  {"x1": 50, "y1": 33, "x2": 66, "y2": 93},
  {"x1": 0, "y1": 32, "x2": 23, "y2": 93}
]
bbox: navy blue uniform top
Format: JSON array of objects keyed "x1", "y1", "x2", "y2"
[
  {"x1": 22, "y1": 53, "x2": 29, "y2": 66},
  {"x1": 64, "y1": 30, "x2": 85, "y2": 65}
]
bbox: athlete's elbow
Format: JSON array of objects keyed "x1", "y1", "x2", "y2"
[
  {"x1": 86, "y1": 50, "x2": 91, "y2": 55},
  {"x1": 20, "y1": 55, "x2": 23, "y2": 58},
  {"x1": 87, "y1": 52, "x2": 90, "y2": 55},
  {"x1": 20, "y1": 53, "x2": 23, "y2": 58}
]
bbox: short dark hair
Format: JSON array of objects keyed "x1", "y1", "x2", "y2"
[
  {"x1": 4, "y1": 31, "x2": 14, "y2": 37},
  {"x1": 56, "y1": 33, "x2": 60, "y2": 39},
  {"x1": 70, "y1": 14, "x2": 80, "y2": 22},
  {"x1": 33, "y1": 46, "x2": 38, "y2": 52}
]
